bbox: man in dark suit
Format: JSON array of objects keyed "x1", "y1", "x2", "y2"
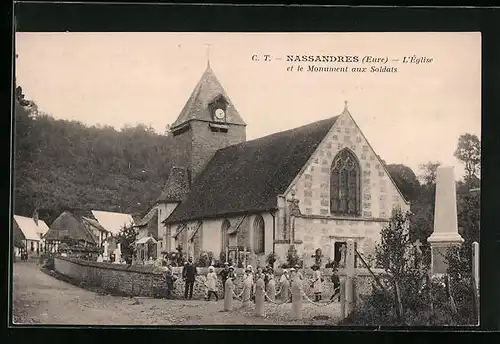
[
  {"x1": 330, "y1": 266, "x2": 341, "y2": 301},
  {"x1": 182, "y1": 257, "x2": 197, "y2": 299},
  {"x1": 219, "y1": 262, "x2": 230, "y2": 296}
]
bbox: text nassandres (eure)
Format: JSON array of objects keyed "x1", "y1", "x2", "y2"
[{"x1": 250, "y1": 54, "x2": 434, "y2": 73}]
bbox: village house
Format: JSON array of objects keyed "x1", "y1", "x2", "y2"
[
  {"x1": 44, "y1": 210, "x2": 100, "y2": 253},
  {"x1": 43, "y1": 209, "x2": 134, "y2": 258},
  {"x1": 136, "y1": 62, "x2": 410, "y2": 268},
  {"x1": 13, "y1": 211, "x2": 50, "y2": 258}
]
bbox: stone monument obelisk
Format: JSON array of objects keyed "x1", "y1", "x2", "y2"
[{"x1": 427, "y1": 166, "x2": 464, "y2": 275}]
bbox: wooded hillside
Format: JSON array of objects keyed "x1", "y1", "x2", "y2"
[{"x1": 14, "y1": 86, "x2": 174, "y2": 225}]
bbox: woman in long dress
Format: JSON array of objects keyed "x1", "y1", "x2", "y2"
[
  {"x1": 279, "y1": 269, "x2": 290, "y2": 302},
  {"x1": 254, "y1": 275, "x2": 265, "y2": 316},
  {"x1": 266, "y1": 269, "x2": 276, "y2": 302},
  {"x1": 248, "y1": 265, "x2": 256, "y2": 302},
  {"x1": 290, "y1": 268, "x2": 303, "y2": 319},
  {"x1": 311, "y1": 265, "x2": 323, "y2": 302},
  {"x1": 241, "y1": 268, "x2": 253, "y2": 308},
  {"x1": 223, "y1": 266, "x2": 235, "y2": 311},
  {"x1": 253, "y1": 266, "x2": 263, "y2": 302}
]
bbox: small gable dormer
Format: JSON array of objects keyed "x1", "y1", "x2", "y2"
[
  {"x1": 209, "y1": 94, "x2": 228, "y2": 122},
  {"x1": 208, "y1": 94, "x2": 229, "y2": 132}
]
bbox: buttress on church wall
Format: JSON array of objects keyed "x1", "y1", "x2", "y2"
[{"x1": 157, "y1": 202, "x2": 179, "y2": 256}]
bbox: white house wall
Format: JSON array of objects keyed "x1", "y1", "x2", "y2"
[{"x1": 200, "y1": 218, "x2": 220, "y2": 256}]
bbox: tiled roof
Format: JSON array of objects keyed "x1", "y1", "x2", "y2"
[
  {"x1": 45, "y1": 211, "x2": 97, "y2": 244},
  {"x1": 136, "y1": 236, "x2": 157, "y2": 245},
  {"x1": 37, "y1": 220, "x2": 50, "y2": 236},
  {"x1": 13, "y1": 215, "x2": 47, "y2": 241},
  {"x1": 81, "y1": 216, "x2": 108, "y2": 233},
  {"x1": 134, "y1": 207, "x2": 157, "y2": 227},
  {"x1": 171, "y1": 65, "x2": 246, "y2": 129},
  {"x1": 165, "y1": 116, "x2": 339, "y2": 224},
  {"x1": 13, "y1": 225, "x2": 25, "y2": 248},
  {"x1": 131, "y1": 212, "x2": 145, "y2": 223}
]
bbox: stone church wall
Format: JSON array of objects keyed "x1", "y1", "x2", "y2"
[
  {"x1": 284, "y1": 110, "x2": 410, "y2": 262},
  {"x1": 166, "y1": 131, "x2": 193, "y2": 177},
  {"x1": 294, "y1": 216, "x2": 386, "y2": 267},
  {"x1": 190, "y1": 121, "x2": 247, "y2": 182}
]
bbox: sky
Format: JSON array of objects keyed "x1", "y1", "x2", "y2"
[{"x1": 15, "y1": 32, "x2": 481, "y2": 180}]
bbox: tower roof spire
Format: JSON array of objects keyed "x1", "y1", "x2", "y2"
[
  {"x1": 170, "y1": 58, "x2": 246, "y2": 129},
  {"x1": 205, "y1": 43, "x2": 212, "y2": 69},
  {"x1": 342, "y1": 100, "x2": 350, "y2": 115}
]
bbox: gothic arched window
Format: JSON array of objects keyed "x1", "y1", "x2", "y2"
[
  {"x1": 253, "y1": 215, "x2": 265, "y2": 254},
  {"x1": 221, "y1": 219, "x2": 230, "y2": 252},
  {"x1": 330, "y1": 148, "x2": 361, "y2": 216}
]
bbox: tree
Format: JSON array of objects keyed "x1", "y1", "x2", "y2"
[
  {"x1": 376, "y1": 210, "x2": 419, "y2": 281},
  {"x1": 386, "y1": 164, "x2": 421, "y2": 201},
  {"x1": 454, "y1": 133, "x2": 481, "y2": 182},
  {"x1": 444, "y1": 243, "x2": 476, "y2": 325},
  {"x1": 408, "y1": 201, "x2": 434, "y2": 246},
  {"x1": 375, "y1": 209, "x2": 428, "y2": 321},
  {"x1": 15, "y1": 86, "x2": 31, "y2": 107},
  {"x1": 456, "y1": 181, "x2": 480, "y2": 243},
  {"x1": 340, "y1": 209, "x2": 464, "y2": 326},
  {"x1": 116, "y1": 225, "x2": 138, "y2": 263},
  {"x1": 408, "y1": 161, "x2": 442, "y2": 246},
  {"x1": 418, "y1": 161, "x2": 441, "y2": 187}
]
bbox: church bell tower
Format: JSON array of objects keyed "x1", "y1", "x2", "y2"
[{"x1": 168, "y1": 61, "x2": 247, "y2": 183}]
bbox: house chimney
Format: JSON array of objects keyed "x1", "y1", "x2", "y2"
[{"x1": 33, "y1": 208, "x2": 39, "y2": 226}]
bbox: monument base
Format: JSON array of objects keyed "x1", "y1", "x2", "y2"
[{"x1": 428, "y1": 233, "x2": 463, "y2": 275}]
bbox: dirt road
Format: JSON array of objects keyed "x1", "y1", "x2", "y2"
[{"x1": 12, "y1": 262, "x2": 341, "y2": 326}]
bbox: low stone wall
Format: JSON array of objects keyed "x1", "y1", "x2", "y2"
[
  {"x1": 54, "y1": 256, "x2": 165, "y2": 297},
  {"x1": 53, "y1": 256, "x2": 384, "y2": 300}
]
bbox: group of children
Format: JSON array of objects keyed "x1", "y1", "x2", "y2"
[
  {"x1": 241, "y1": 265, "x2": 278, "y2": 302},
  {"x1": 162, "y1": 261, "x2": 342, "y2": 302}
]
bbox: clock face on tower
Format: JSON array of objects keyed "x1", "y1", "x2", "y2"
[{"x1": 214, "y1": 108, "x2": 225, "y2": 120}]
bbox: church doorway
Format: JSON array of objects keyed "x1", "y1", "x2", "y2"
[
  {"x1": 333, "y1": 241, "x2": 346, "y2": 264},
  {"x1": 333, "y1": 240, "x2": 358, "y2": 267}
]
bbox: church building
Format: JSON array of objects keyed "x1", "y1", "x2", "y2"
[{"x1": 139, "y1": 61, "x2": 410, "y2": 268}]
